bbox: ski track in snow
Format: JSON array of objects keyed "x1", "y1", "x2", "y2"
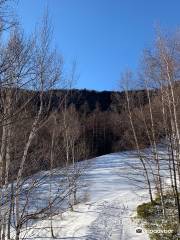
[
  {"x1": 86, "y1": 200, "x2": 127, "y2": 240},
  {"x1": 16, "y1": 151, "x2": 152, "y2": 240}
]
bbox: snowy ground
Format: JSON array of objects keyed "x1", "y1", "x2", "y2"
[{"x1": 18, "y1": 151, "x2": 151, "y2": 240}]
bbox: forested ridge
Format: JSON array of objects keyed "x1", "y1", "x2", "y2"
[{"x1": 8, "y1": 87, "x2": 155, "y2": 178}]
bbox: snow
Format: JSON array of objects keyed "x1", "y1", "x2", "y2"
[{"x1": 14, "y1": 151, "x2": 151, "y2": 239}]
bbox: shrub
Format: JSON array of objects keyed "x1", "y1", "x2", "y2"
[{"x1": 137, "y1": 201, "x2": 158, "y2": 219}]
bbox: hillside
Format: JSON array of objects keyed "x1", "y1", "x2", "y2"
[
  {"x1": 10, "y1": 150, "x2": 150, "y2": 240},
  {"x1": 3, "y1": 87, "x2": 157, "y2": 180}
]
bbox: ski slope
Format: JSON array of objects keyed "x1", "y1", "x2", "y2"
[{"x1": 18, "y1": 151, "x2": 151, "y2": 239}]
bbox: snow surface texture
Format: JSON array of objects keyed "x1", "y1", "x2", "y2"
[{"x1": 16, "y1": 151, "x2": 151, "y2": 239}]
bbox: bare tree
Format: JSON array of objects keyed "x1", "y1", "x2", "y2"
[
  {"x1": 142, "y1": 31, "x2": 180, "y2": 223},
  {"x1": 121, "y1": 71, "x2": 154, "y2": 203}
]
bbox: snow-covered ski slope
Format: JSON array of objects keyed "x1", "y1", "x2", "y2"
[{"x1": 21, "y1": 151, "x2": 151, "y2": 239}]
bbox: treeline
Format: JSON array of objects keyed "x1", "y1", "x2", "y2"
[{"x1": 11, "y1": 87, "x2": 154, "y2": 179}]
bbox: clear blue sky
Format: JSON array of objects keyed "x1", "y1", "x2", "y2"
[{"x1": 16, "y1": 0, "x2": 180, "y2": 91}]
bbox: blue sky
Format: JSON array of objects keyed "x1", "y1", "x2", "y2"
[{"x1": 16, "y1": 0, "x2": 180, "y2": 91}]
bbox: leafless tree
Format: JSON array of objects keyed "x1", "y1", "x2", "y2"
[
  {"x1": 122, "y1": 29, "x2": 180, "y2": 225},
  {"x1": 121, "y1": 71, "x2": 154, "y2": 203}
]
